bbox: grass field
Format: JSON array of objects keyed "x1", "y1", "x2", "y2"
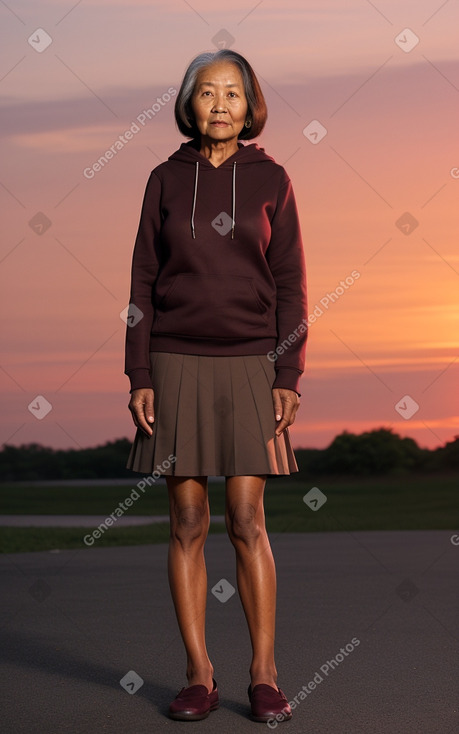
[{"x1": 0, "y1": 473, "x2": 457, "y2": 553}]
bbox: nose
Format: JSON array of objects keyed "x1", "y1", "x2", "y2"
[{"x1": 212, "y1": 92, "x2": 227, "y2": 112}]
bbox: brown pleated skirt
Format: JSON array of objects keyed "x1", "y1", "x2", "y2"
[{"x1": 126, "y1": 352, "x2": 298, "y2": 477}]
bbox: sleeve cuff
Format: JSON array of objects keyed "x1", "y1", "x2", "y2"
[
  {"x1": 272, "y1": 367, "x2": 302, "y2": 396},
  {"x1": 127, "y1": 368, "x2": 153, "y2": 393}
]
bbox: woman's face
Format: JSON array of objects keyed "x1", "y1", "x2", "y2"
[{"x1": 190, "y1": 61, "x2": 249, "y2": 144}]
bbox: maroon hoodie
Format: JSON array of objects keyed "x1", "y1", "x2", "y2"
[{"x1": 124, "y1": 138, "x2": 308, "y2": 394}]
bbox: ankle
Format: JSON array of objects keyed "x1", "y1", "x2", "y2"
[
  {"x1": 250, "y1": 665, "x2": 277, "y2": 688},
  {"x1": 186, "y1": 664, "x2": 214, "y2": 687}
]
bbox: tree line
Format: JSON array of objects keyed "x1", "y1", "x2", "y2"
[{"x1": 1, "y1": 428, "x2": 458, "y2": 481}]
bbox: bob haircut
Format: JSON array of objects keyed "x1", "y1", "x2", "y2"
[{"x1": 174, "y1": 49, "x2": 267, "y2": 140}]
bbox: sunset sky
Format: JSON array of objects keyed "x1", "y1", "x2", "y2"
[{"x1": 1, "y1": 0, "x2": 458, "y2": 454}]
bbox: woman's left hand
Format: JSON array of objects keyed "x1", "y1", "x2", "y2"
[{"x1": 272, "y1": 387, "x2": 300, "y2": 436}]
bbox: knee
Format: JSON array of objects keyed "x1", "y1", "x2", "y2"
[
  {"x1": 171, "y1": 504, "x2": 208, "y2": 547},
  {"x1": 226, "y1": 502, "x2": 262, "y2": 546}
]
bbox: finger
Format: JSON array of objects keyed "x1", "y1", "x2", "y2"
[
  {"x1": 275, "y1": 416, "x2": 289, "y2": 436},
  {"x1": 274, "y1": 399, "x2": 298, "y2": 436},
  {"x1": 272, "y1": 390, "x2": 283, "y2": 422},
  {"x1": 134, "y1": 403, "x2": 153, "y2": 436},
  {"x1": 275, "y1": 407, "x2": 296, "y2": 435},
  {"x1": 145, "y1": 391, "x2": 155, "y2": 424},
  {"x1": 129, "y1": 393, "x2": 154, "y2": 437}
]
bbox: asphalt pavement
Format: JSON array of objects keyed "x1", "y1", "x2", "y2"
[{"x1": 0, "y1": 530, "x2": 457, "y2": 734}]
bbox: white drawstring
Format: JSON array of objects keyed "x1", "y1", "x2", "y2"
[
  {"x1": 191, "y1": 161, "x2": 199, "y2": 239},
  {"x1": 190, "y1": 159, "x2": 236, "y2": 239},
  {"x1": 231, "y1": 162, "x2": 236, "y2": 240}
]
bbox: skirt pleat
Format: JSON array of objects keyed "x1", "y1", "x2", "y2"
[{"x1": 126, "y1": 352, "x2": 298, "y2": 476}]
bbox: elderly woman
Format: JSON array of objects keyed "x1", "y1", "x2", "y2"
[{"x1": 124, "y1": 49, "x2": 307, "y2": 723}]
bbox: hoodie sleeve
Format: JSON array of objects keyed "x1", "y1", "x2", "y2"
[
  {"x1": 124, "y1": 171, "x2": 162, "y2": 392},
  {"x1": 266, "y1": 173, "x2": 308, "y2": 395}
]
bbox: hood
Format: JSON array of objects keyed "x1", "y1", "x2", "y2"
[{"x1": 168, "y1": 138, "x2": 276, "y2": 239}]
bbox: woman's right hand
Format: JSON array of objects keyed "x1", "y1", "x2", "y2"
[{"x1": 128, "y1": 388, "x2": 155, "y2": 437}]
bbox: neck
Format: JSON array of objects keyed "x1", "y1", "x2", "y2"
[{"x1": 198, "y1": 137, "x2": 241, "y2": 166}]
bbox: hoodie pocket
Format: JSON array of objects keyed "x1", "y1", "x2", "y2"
[{"x1": 153, "y1": 273, "x2": 271, "y2": 339}]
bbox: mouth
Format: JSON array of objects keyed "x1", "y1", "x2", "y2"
[{"x1": 211, "y1": 121, "x2": 229, "y2": 126}]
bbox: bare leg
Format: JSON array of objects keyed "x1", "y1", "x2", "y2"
[
  {"x1": 166, "y1": 475, "x2": 214, "y2": 692},
  {"x1": 225, "y1": 475, "x2": 278, "y2": 689}
]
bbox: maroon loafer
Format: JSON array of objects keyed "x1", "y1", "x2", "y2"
[
  {"x1": 248, "y1": 683, "x2": 292, "y2": 723},
  {"x1": 169, "y1": 678, "x2": 219, "y2": 721}
]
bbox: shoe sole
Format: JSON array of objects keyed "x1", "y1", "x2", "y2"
[
  {"x1": 169, "y1": 702, "x2": 219, "y2": 721},
  {"x1": 250, "y1": 712, "x2": 292, "y2": 723}
]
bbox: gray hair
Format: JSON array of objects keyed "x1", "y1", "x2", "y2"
[{"x1": 174, "y1": 49, "x2": 267, "y2": 140}]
